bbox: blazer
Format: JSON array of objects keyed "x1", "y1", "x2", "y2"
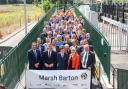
[
  {"x1": 43, "y1": 50, "x2": 57, "y2": 70},
  {"x1": 67, "y1": 53, "x2": 80, "y2": 70},
  {"x1": 57, "y1": 52, "x2": 68, "y2": 70},
  {"x1": 28, "y1": 49, "x2": 42, "y2": 70},
  {"x1": 80, "y1": 51, "x2": 96, "y2": 70},
  {"x1": 77, "y1": 46, "x2": 84, "y2": 55}
]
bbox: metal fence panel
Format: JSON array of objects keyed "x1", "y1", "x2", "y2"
[
  {"x1": 0, "y1": 46, "x2": 12, "y2": 59},
  {"x1": 98, "y1": 17, "x2": 128, "y2": 53},
  {"x1": 74, "y1": 6, "x2": 111, "y2": 80},
  {"x1": 0, "y1": 6, "x2": 55, "y2": 89},
  {"x1": 117, "y1": 69, "x2": 128, "y2": 89}
]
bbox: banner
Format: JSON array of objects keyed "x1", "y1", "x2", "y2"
[{"x1": 26, "y1": 70, "x2": 91, "y2": 89}]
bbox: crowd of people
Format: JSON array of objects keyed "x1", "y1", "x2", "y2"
[{"x1": 28, "y1": 8, "x2": 96, "y2": 76}]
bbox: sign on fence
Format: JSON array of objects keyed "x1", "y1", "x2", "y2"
[{"x1": 26, "y1": 70, "x2": 91, "y2": 89}]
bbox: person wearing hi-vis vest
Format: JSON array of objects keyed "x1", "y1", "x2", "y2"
[{"x1": 80, "y1": 44, "x2": 96, "y2": 77}]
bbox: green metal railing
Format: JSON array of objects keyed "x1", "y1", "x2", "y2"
[
  {"x1": 74, "y1": 6, "x2": 111, "y2": 81},
  {"x1": 0, "y1": 6, "x2": 55, "y2": 89},
  {"x1": 117, "y1": 69, "x2": 128, "y2": 89},
  {"x1": 0, "y1": 46, "x2": 12, "y2": 59}
]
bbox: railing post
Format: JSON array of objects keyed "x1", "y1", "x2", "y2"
[
  {"x1": 116, "y1": 4, "x2": 119, "y2": 21},
  {"x1": 99, "y1": 63, "x2": 101, "y2": 82},
  {"x1": 113, "y1": 68, "x2": 115, "y2": 89},
  {"x1": 112, "y1": 4, "x2": 114, "y2": 19},
  {"x1": 122, "y1": 4, "x2": 125, "y2": 23}
]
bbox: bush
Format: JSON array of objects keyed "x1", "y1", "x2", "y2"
[{"x1": 43, "y1": 0, "x2": 51, "y2": 12}]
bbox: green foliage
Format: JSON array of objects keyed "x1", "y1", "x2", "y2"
[
  {"x1": 42, "y1": 0, "x2": 51, "y2": 12},
  {"x1": 33, "y1": 0, "x2": 40, "y2": 7},
  {"x1": 50, "y1": 0, "x2": 57, "y2": 4},
  {"x1": 0, "y1": 5, "x2": 44, "y2": 28}
]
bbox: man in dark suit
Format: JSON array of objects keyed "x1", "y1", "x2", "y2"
[
  {"x1": 64, "y1": 44, "x2": 70, "y2": 57},
  {"x1": 28, "y1": 42, "x2": 42, "y2": 70},
  {"x1": 57, "y1": 46, "x2": 68, "y2": 70},
  {"x1": 86, "y1": 33, "x2": 93, "y2": 46},
  {"x1": 43, "y1": 43, "x2": 57, "y2": 70},
  {"x1": 80, "y1": 44, "x2": 96, "y2": 77}
]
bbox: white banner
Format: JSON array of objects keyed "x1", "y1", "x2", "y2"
[{"x1": 26, "y1": 70, "x2": 91, "y2": 89}]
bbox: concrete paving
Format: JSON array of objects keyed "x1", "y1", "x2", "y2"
[{"x1": 111, "y1": 53, "x2": 128, "y2": 65}]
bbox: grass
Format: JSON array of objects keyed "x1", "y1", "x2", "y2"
[{"x1": 0, "y1": 4, "x2": 45, "y2": 38}]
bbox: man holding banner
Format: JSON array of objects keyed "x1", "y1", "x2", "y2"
[
  {"x1": 28, "y1": 42, "x2": 42, "y2": 70},
  {"x1": 81, "y1": 44, "x2": 96, "y2": 77},
  {"x1": 43, "y1": 43, "x2": 57, "y2": 70}
]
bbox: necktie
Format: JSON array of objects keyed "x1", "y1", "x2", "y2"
[
  {"x1": 33, "y1": 50, "x2": 37, "y2": 59},
  {"x1": 83, "y1": 53, "x2": 87, "y2": 65},
  {"x1": 61, "y1": 53, "x2": 64, "y2": 58},
  {"x1": 39, "y1": 46, "x2": 42, "y2": 52},
  {"x1": 82, "y1": 52, "x2": 88, "y2": 68},
  {"x1": 48, "y1": 51, "x2": 51, "y2": 57}
]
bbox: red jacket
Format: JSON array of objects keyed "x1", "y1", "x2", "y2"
[{"x1": 67, "y1": 53, "x2": 80, "y2": 69}]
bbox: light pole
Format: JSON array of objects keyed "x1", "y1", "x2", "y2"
[{"x1": 24, "y1": 0, "x2": 27, "y2": 35}]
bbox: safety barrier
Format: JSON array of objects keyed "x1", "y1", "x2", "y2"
[
  {"x1": 111, "y1": 65, "x2": 128, "y2": 89},
  {"x1": 0, "y1": 46, "x2": 12, "y2": 59},
  {"x1": 117, "y1": 69, "x2": 128, "y2": 89}
]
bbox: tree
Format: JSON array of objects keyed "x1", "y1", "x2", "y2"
[
  {"x1": 50, "y1": 0, "x2": 57, "y2": 4},
  {"x1": 42, "y1": 0, "x2": 50, "y2": 12}
]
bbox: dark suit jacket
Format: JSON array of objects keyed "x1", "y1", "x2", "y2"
[
  {"x1": 63, "y1": 41, "x2": 73, "y2": 47},
  {"x1": 57, "y1": 52, "x2": 68, "y2": 70},
  {"x1": 77, "y1": 35, "x2": 86, "y2": 42},
  {"x1": 43, "y1": 51, "x2": 57, "y2": 70},
  {"x1": 28, "y1": 49, "x2": 42, "y2": 70},
  {"x1": 77, "y1": 46, "x2": 84, "y2": 55},
  {"x1": 80, "y1": 51, "x2": 96, "y2": 71},
  {"x1": 87, "y1": 39, "x2": 93, "y2": 45}
]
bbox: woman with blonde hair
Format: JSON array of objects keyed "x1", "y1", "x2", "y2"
[{"x1": 67, "y1": 46, "x2": 80, "y2": 70}]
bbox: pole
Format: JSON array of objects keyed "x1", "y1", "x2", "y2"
[
  {"x1": 90, "y1": 0, "x2": 92, "y2": 7},
  {"x1": 24, "y1": 0, "x2": 27, "y2": 35},
  {"x1": 116, "y1": 4, "x2": 119, "y2": 21},
  {"x1": 122, "y1": 1, "x2": 125, "y2": 23},
  {"x1": 100, "y1": 0, "x2": 103, "y2": 13}
]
